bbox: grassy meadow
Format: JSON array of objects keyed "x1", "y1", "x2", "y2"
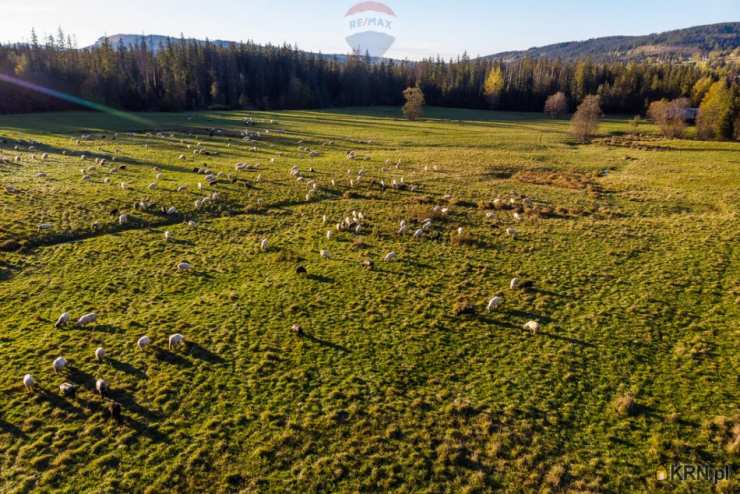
[{"x1": 0, "y1": 107, "x2": 738, "y2": 493}]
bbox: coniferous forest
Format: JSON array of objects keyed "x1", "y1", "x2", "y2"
[{"x1": 0, "y1": 33, "x2": 738, "y2": 119}]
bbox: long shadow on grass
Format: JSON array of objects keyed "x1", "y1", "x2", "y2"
[
  {"x1": 306, "y1": 273, "x2": 334, "y2": 283},
  {"x1": 154, "y1": 347, "x2": 194, "y2": 368},
  {"x1": 109, "y1": 358, "x2": 148, "y2": 378},
  {"x1": 0, "y1": 418, "x2": 26, "y2": 438},
  {"x1": 39, "y1": 389, "x2": 86, "y2": 418},
  {"x1": 188, "y1": 342, "x2": 226, "y2": 365},
  {"x1": 109, "y1": 389, "x2": 161, "y2": 421},
  {"x1": 303, "y1": 333, "x2": 352, "y2": 354}
]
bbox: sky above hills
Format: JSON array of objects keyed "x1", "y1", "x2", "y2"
[{"x1": 2, "y1": 0, "x2": 738, "y2": 59}]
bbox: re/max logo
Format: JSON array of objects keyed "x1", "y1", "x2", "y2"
[{"x1": 349, "y1": 18, "x2": 393, "y2": 30}]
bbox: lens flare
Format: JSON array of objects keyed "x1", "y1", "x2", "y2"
[{"x1": 0, "y1": 73, "x2": 154, "y2": 127}]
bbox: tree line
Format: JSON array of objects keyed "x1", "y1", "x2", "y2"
[{"x1": 0, "y1": 32, "x2": 737, "y2": 138}]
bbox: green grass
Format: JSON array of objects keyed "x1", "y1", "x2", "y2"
[{"x1": 0, "y1": 107, "x2": 738, "y2": 493}]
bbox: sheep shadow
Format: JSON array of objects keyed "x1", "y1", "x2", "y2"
[
  {"x1": 506, "y1": 309, "x2": 554, "y2": 324},
  {"x1": 167, "y1": 238, "x2": 196, "y2": 247},
  {"x1": 0, "y1": 418, "x2": 26, "y2": 438},
  {"x1": 187, "y1": 342, "x2": 226, "y2": 365},
  {"x1": 537, "y1": 330, "x2": 595, "y2": 348},
  {"x1": 109, "y1": 389, "x2": 160, "y2": 421},
  {"x1": 306, "y1": 273, "x2": 334, "y2": 284},
  {"x1": 67, "y1": 366, "x2": 97, "y2": 388},
  {"x1": 85, "y1": 324, "x2": 123, "y2": 334},
  {"x1": 108, "y1": 358, "x2": 148, "y2": 378},
  {"x1": 154, "y1": 347, "x2": 194, "y2": 368},
  {"x1": 39, "y1": 389, "x2": 86, "y2": 418},
  {"x1": 530, "y1": 288, "x2": 567, "y2": 298},
  {"x1": 123, "y1": 416, "x2": 170, "y2": 443},
  {"x1": 303, "y1": 333, "x2": 352, "y2": 354}
]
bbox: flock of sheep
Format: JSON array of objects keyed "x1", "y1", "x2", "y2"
[{"x1": 11, "y1": 117, "x2": 543, "y2": 424}]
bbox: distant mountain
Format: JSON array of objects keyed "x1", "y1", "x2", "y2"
[
  {"x1": 89, "y1": 34, "x2": 393, "y2": 64},
  {"x1": 480, "y1": 23, "x2": 740, "y2": 62}
]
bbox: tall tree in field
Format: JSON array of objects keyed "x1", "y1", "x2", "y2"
[
  {"x1": 697, "y1": 81, "x2": 733, "y2": 139},
  {"x1": 402, "y1": 86, "x2": 425, "y2": 121},
  {"x1": 483, "y1": 66, "x2": 505, "y2": 108},
  {"x1": 570, "y1": 95, "x2": 602, "y2": 143},
  {"x1": 647, "y1": 97, "x2": 690, "y2": 138},
  {"x1": 544, "y1": 92, "x2": 568, "y2": 118}
]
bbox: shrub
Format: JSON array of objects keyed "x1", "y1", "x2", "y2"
[
  {"x1": 647, "y1": 98, "x2": 690, "y2": 138},
  {"x1": 570, "y1": 95, "x2": 602, "y2": 143}
]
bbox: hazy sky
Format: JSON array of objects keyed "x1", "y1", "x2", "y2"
[{"x1": 2, "y1": 0, "x2": 738, "y2": 59}]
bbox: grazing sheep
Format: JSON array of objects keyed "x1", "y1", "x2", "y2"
[
  {"x1": 457, "y1": 227, "x2": 464, "y2": 235},
  {"x1": 23, "y1": 374, "x2": 35, "y2": 392},
  {"x1": 77, "y1": 312, "x2": 97, "y2": 326},
  {"x1": 118, "y1": 214, "x2": 129, "y2": 225},
  {"x1": 320, "y1": 249, "x2": 331, "y2": 259},
  {"x1": 486, "y1": 296, "x2": 504, "y2": 312},
  {"x1": 95, "y1": 378, "x2": 108, "y2": 396},
  {"x1": 523, "y1": 320, "x2": 540, "y2": 335},
  {"x1": 322, "y1": 215, "x2": 328, "y2": 225},
  {"x1": 59, "y1": 382, "x2": 77, "y2": 398},
  {"x1": 506, "y1": 227, "x2": 517, "y2": 238},
  {"x1": 326, "y1": 230, "x2": 334, "y2": 240},
  {"x1": 168, "y1": 333, "x2": 185, "y2": 350},
  {"x1": 510, "y1": 278, "x2": 520, "y2": 290},
  {"x1": 176, "y1": 261, "x2": 193, "y2": 272},
  {"x1": 95, "y1": 347, "x2": 106, "y2": 361},
  {"x1": 137, "y1": 336, "x2": 151, "y2": 351},
  {"x1": 260, "y1": 239, "x2": 269, "y2": 252},
  {"x1": 166, "y1": 206, "x2": 178, "y2": 215},
  {"x1": 108, "y1": 401, "x2": 123, "y2": 424},
  {"x1": 55, "y1": 312, "x2": 71, "y2": 329},
  {"x1": 52, "y1": 357, "x2": 68, "y2": 373},
  {"x1": 413, "y1": 228, "x2": 424, "y2": 239},
  {"x1": 148, "y1": 183, "x2": 157, "y2": 190},
  {"x1": 164, "y1": 231, "x2": 172, "y2": 242},
  {"x1": 384, "y1": 252, "x2": 397, "y2": 262},
  {"x1": 291, "y1": 324, "x2": 304, "y2": 336}
]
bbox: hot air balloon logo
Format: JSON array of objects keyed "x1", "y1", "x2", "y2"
[{"x1": 344, "y1": 2, "x2": 397, "y2": 57}]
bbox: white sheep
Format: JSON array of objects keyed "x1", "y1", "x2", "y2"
[
  {"x1": 137, "y1": 335, "x2": 151, "y2": 351},
  {"x1": 523, "y1": 320, "x2": 540, "y2": 335},
  {"x1": 164, "y1": 231, "x2": 172, "y2": 242},
  {"x1": 176, "y1": 261, "x2": 193, "y2": 271},
  {"x1": 59, "y1": 382, "x2": 77, "y2": 397},
  {"x1": 95, "y1": 378, "x2": 108, "y2": 396},
  {"x1": 320, "y1": 249, "x2": 331, "y2": 259},
  {"x1": 168, "y1": 333, "x2": 185, "y2": 350},
  {"x1": 510, "y1": 278, "x2": 520, "y2": 290},
  {"x1": 23, "y1": 374, "x2": 35, "y2": 392},
  {"x1": 77, "y1": 312, "x2": 97, "y2": 326},
  {"x1": 384, "y1": 252, "x2": 397, "y2": 262},
  {"x1": 52, "y1": 357, "x2": 68, "y2": 373},
  {"x1": 118, "y1": 214, "x2": 129, "y2": 225},
  {"x1": 55, "y1": 312, "x2": 71, "y2": 329},
  {"x1": 506, "y1": 228, "x2": 517, "y2": 238},
  {"x1": 260, "y1": 239, "x2": 269, "y2": 252},
  {"x1": 326, "y1": 230, "x2": 334, "y2": 240},
  {"x1": 413, "y1": 228, "x2": 424, "y2": 239},
  {"x1": 486, "y1": 296, "x2": 504, "y2": 312},
  {"x1": 95, "y1": 347, "x2": 106, "y2": 361}
]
